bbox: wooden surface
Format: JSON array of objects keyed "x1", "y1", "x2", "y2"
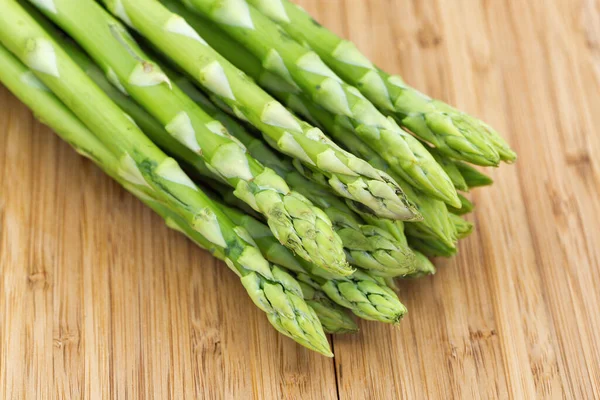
[{"x1": 1, "y1": 0, "x2": 600, "y2": 398}]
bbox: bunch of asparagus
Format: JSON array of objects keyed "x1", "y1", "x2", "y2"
[{"x1": 0, "y1": 0, "x2": 514, "y2": 356}]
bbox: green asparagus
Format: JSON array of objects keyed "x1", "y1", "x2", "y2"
[
  {"x1": 169, "y1": 73, "x2": 425, "y2": 277},
  {"x1": 174, "y1": 0, "x2": 460, "y2": 206},
  {"x1": 97, "y1": 0, "x2": 421, "y2": 222},
  {"x1": 154, "y1": 5, "x2": 457, "y2": 248},
  {"x1": 298, "y1": 280, "x2": 359, "y2": 334},
  {"x1": 248, "y1": 0, "x2": 516, "y2": 165},
  {"x1": 428, "y1": 146, "x2": 469, "y2": 192},
  {"x1": 448, "y1": 194, "x2": 475, "y2": 216},
  {"x1": 403, "y1": 251, "x2": 437, "y2": 278},
  {"x1": 217, "y1": 199, "x2": 408, "y2": 323},
  {"x1": 407, "y1": 236, "x2": 458, "y2": 258},
  {"x1": 455, "y1": 161, "x2": 494, "y2": 189},
  {"x1": 161, "y1": 205, "x2": 356, "y2": 335},
  {"x1": 277, "y1": 95, "x2": 458, "y2": 248},
  {"x1": 449, "y1": 214, "x2": 474, "y2": 240},
  {"x1": 284, "y1": 172, "x2": 418, "y2": 277},
  {"x1": 0, "y1": 38, "x2": 332, "y2": 354},
  {"x1": 0, "y1": 0, "x2": 520, "y2": 356},
  {"x1": 27, "y1": 0, "x2": 353, "y2": 277}
]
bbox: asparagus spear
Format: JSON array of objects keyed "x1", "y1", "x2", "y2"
[
  {"x1": 455, "y1": 161, "x2": 494, "y2": 189},
  {"x1": 150, "y1": 2, "x2": 457, "y2": 248},
  {"x1": 26, "y1": 0, "x2": 353, "y2": 276},
  {"x1": 160, "y1": 202, "x2": 356, "y2": 335},
  {"x1": 428, "y1": 147, "x2": 469, "y2": 192},
  {"x1": 169, "y1": 7, "x2": 455, "y2": 244},
  {"x1": 93, "y1": 0, "x2": 420, "y2": 222},
  {"x1": 449, "y1": 214, "x2": 474, "y2": 239},
  {"x1": 277, "y1": 93, "x2": 459, "y2": 248},
  {"x1": 169, "y1": 73, "x2": 427, "y2": 278},
  {"x1": 403, "y1": 251, "x2": 437, "y2": 278},
  {"x1": 447, "y1": 194, "x2": 475, "y2": 216},
  {"x1": 171, "y1": 0, "x2": 460, "y2": 207},
  {"x1": 407, "y1": 236, "x2": 458, "y2": 258},
  {"x1": 247, "y1": 0, "x2": 516, "y2": 165},
  {"x1": 38, "y1": 17, "x2": 406, "y2": 281},
  {"x1": 217, "y1": 199, "x2": 408, "y2": 323},
  {"x1": 0, "y1": 39, "x2": 332, "y2": 355},
  {"x1": 298, "y1": 280, "x2": 359, "y2": 334},
  {"x1": 284, "y1": 172, "x2": 418, "y2": 277}
]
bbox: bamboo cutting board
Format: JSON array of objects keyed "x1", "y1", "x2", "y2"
[{"x1": 1, "y1": 0, "x2": 600, "y2": 398}]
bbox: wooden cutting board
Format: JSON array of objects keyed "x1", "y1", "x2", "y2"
[{"x1": 1, "y1": 0, "x2": 599, "y2": 398}]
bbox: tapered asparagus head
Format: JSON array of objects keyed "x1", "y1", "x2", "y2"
[
  {"x1": 255, "y1": 188, "x2": 351, "y2": 276},
  {"x1": 321, "y1": 270, "x2": 408, "y2": 324},
  {"x1": 299, "y1": 280, "x2": 359, "y2": 334},
  {"x1": 238, "y1": 260, "x2": 333, "y2": 356},
  {"x1": 403, "y1": 251, "x2": 437, "y2": 278},
  {"x1": 292, "y1": 158, "x2": 421, "y2": 222}
]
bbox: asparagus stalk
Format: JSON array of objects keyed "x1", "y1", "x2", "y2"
[
  {"x1": 247, "y1": 0, "x2": 516, "y2": 165},
  {"x1": 0, "y1": 39, "x2": 332, "y2": 354},
  {"x1": 137, "y1": 57, "x2": 421, "y2": 277},
  {"x1": 455, "y1": 161, "x2": 494, "y2": 189},
  {"x1": 38, "y1": 19, "x2": 386, "y2": 282},
  {"x1": 169, "y1": 73, "x2": 427, "y2": 277},
  {"x1": 150, "y1": 2, "x2": 456, "y2": 248},
  {"x1": 95, "y1": 0, "x2": 420, "y2": 222},
  {"x1": 277, "y1": 93, "x2": 459, "y2": 248},
  {"x1": 172, "y1": 0, "x2": 460, "y2": 207},
  {"x1": 448, "y1": 194, "x2": 475, "y2": 216},
  {"x1": 26, "y1": 0, "x2": 353, "y2": 277},
  {"x1": 217, "y1": 199, "x2": 408, "y2": 323}
]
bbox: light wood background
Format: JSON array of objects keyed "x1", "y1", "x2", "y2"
[{"x1": 1, "y1": 0, "x2": 600, "y2": 398}]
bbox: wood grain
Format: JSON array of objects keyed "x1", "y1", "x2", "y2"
[{"x1": 1, "y1": 0, "x2": 599, "y2": 398}]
